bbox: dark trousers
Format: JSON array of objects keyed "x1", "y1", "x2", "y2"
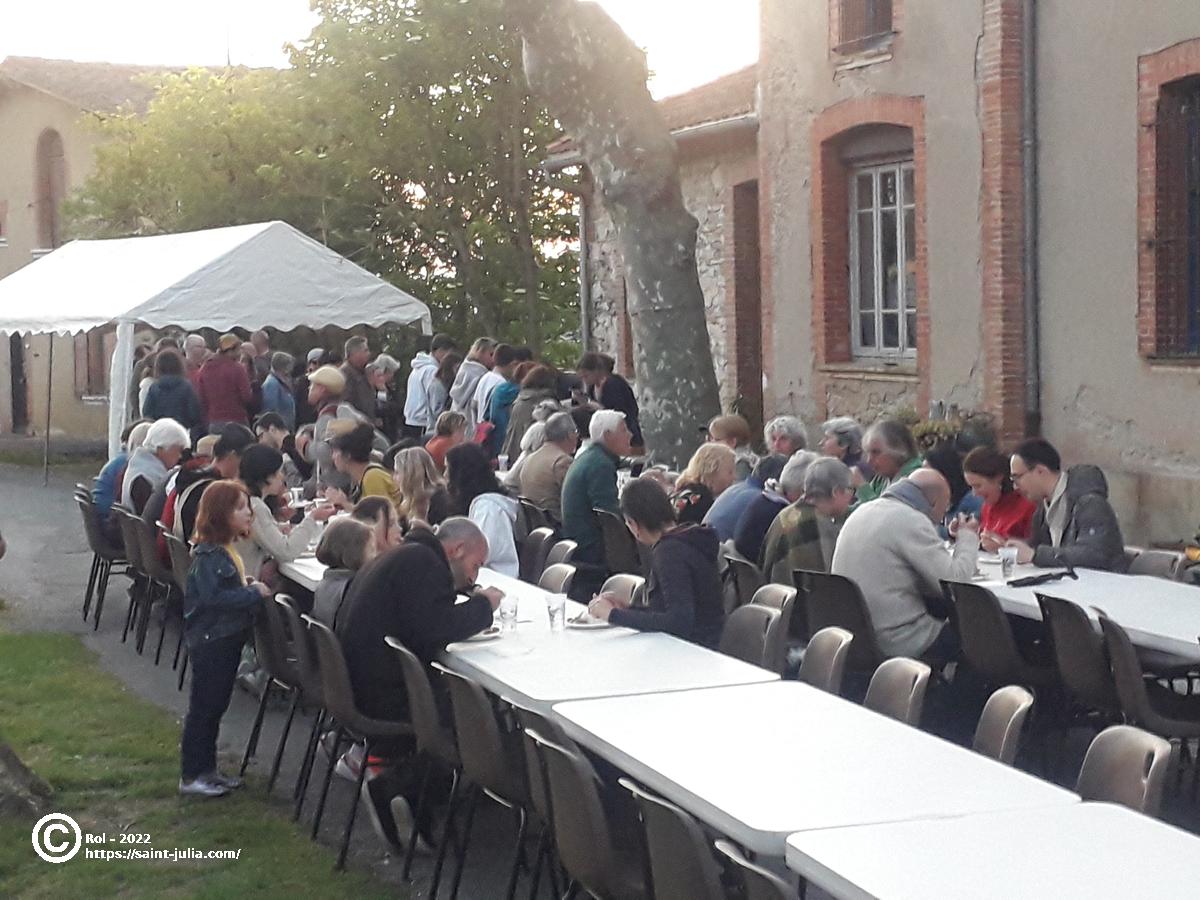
[{"x1": 180, "y1": 633, "x2": 244, "y2": 780}]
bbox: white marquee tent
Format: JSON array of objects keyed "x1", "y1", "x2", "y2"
[{"x1": 0, "y1": 221, "x2": 431, "y2": 461}]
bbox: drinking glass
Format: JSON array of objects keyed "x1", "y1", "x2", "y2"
[
  {"x1": 999, "y1": 545, "x2": 1019, "y2": 580},
  {"x1": 546, "y1": 593, "x2": 567, "y2": 633},
  {"x1": 498, "y1": 594, "x2": 519, "y2": 633}
]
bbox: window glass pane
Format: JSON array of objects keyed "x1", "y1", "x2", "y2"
[
  {"x1": 882, "y1": 312, "x2": 900, "y2": 348},
  {"x1": 856, "y1": 173, "x2": 874, "y2": 211},
  {"x1": 857, "y1": 212, "x2": 875, "y2": 311},
  {"x1": 904, "y1": 208, "x2": 917, "y2": 311},
  {"x1": 905, "y1": 312, "x2": 918, "y2": 350},
  {"x1": 881, "y1": 169, "x2": 897, "y2": 207},
  {"x1": 902, "y1": 167, "x2": 915, "y2": 208},
  {"x1": 860, "y1": 313, "x2": 876, "y2": 348},
  {"x1": 881, "y1": 209, "x2": 899, "y2": 309}
]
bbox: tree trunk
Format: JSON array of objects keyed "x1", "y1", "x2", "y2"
[
  {"x1": 507, "y1": 0, "x2": 722, "y2": 464},
  {"x1": 0, "y1": 737, "x2": 52, "y2": 821}
]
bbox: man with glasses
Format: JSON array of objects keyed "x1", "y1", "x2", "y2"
[{"x1": 1005, "y1": 438, "x2": 1126, "y2": 571}]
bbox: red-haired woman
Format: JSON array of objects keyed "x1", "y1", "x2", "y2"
[{"x1": 180, "y1": 480, "x2": 271, "y2": 798}]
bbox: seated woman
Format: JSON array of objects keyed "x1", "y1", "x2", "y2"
[
  {"x1": 328, "y1": 422, "x2": 402, "y2": 511},
  {"x1": 707, "y1": 414, "x2": 759, "y2": 481},
  {"x1": 235, "y1": 444, "x2": 335, "y2": 585},
  {"x1": 445, "y1": 442, "x2": 519, "y2": 578},
  {"x1": 351, "y1": 495, "x2": 405, "y2": 555},
  {"x1": 424, "y1": 411, "x2": 469, "y2": 473},
  {"x1": 963, "y1": 446, "x2": 1036, "y2": 552},
  {"x1": 120, "y1": 418, "x2": 190, "y2": 514},
  {"x1": 672, "y1": 442, "x2": 737, "y2": 524},
  {"x1": 393, "y1": 446, "x2": 451, "y2": 527},
  {"x1": 313, "y1": 516, "x2": 377, "y2": 626},
  {"x1": 588, "y1": 477, "x2": 725, "y2": 649}
]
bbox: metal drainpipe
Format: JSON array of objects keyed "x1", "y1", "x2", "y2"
[
  {"x1": 1022, "y1": 0, "x2": 1042, "y2": 436},
  {"x1": 578, "y1": 192, "x2": 593, "y2": 351}
]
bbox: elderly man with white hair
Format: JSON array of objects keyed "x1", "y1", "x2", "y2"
[
  {"x1": 832, "y1": 468, "x2": 979, "y2": 662},
  {"x1": 120, "y1": 418, "x2": 190, "y2": 514},
  {"x1": 561, "y1": 409, "x2": 632, "y2": 585},
  {"x1": 759, "y1": 456, "x2": 854, "y2": 583},
  {"x1": 857, "y1": 418, "x2": 922, "y2": 502},
  {"x1": 763, "y1": 415, "x2": 808, "y2": 457},
  {"x1": 516, "y1": 411, "x2": 579, "y2": 520}
]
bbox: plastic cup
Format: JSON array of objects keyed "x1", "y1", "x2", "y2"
[
  {"x1": 999, "y1": 546, "x2": 1019, "y2": 580},
  {"x1": 497, "y1": 454, "x2": 510, "y2": 472},
  {"x1": 547, "y1": 593, "x2": 567, "y2": 633},
  {"x1": 498, "y1": 594, "x2": 519, "y2": 633}
]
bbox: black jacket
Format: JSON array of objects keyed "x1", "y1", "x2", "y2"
[
  {"x1": 1030, "y1": 465, "x2": 1127, "y2": 572},
  {"x1": 610, "y1": 524, "x2": 725, "y2": 648},
  {"x1": 335, "y1": 529, "x2": 493, "y2": 722},
  {"x1": 142, "y1": 374, "x2": 201, "y2": 429}
]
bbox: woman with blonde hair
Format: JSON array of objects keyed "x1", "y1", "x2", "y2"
[
  {"x1": 392, "y1": 446, "x2": 451, "y2": 526},
  {"x1": 672, "y1": 442, "x2": 737, "y2": 524}
]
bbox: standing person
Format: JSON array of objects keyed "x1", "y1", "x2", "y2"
[
  {"x1": 260, "y1": 352, "x2": 296, "y2": 431},
  {"x1": 196, "y1": 333, "x2": 254, "y2": 428},
  {"x1": 574, "y1": 352, "x2": 643, "y2": 451},
  {"x1": 962, "y1": 446, "x2": 1036, "y2": 551},
  {"x1": 329, "y1": 423, "x2": 401, "y2": 510},
  {"x1": 294, "y1": 348, "x2": 326, "y2": 427},
  {"x1": 340, "y1": 335, "x2": 377, "y2": 419},
  {"x1": 445, "y1": 442, "x2": 520, "y2": 577},
  {"x1": 141, "y1": 350, "x2": 202, "y2": 432},
  {"x1": 367, "y1": 354, "x2": 403, "y2": 437},
  {"x1": 239, "y1": 342, "x2": 264, "y2": 414},
  {"x1": 250, "y1": 330, "x2": 273, "y2": 383},
  {"x1": 120, "y1": 418, "x2": 190, "y2": 514},
  {"x1": 184, "y1": 334, "x2": 209, "y2": 390},
  {"x1": 672, "y1": 442, "x2": 737, "y2": 525},
  {"x1": 424, "y1": 411, "x2": 468, "y2": 473},
  {"x1": 426, "y1": 351, "x2": 462, "y2": 433},
  {"x1": 707, "y1": 414, "x2": 760, "y2": 482},
  {"x1": 403, "y1": 333, "x2": 458, "y2": 437},
  {"x1": 561, "y1": 410, "x2": 633, "y2": 591},
  {"x1": 449, "y1": 337, "x2": 498, "y2": 431},
  {"x1": 481, "y1": 345, "x2": 522, "y2": 456},
  {"x1": 515, "y1": 411, "x2": 578, "y2": 521},
  {"x1": 472, "y1": 343, "x2": 515, "y2": 433},
  {"x1": 858, "y1": 419, "x2": 921, "y2": 502},
  {"x1": 501, "y1": 365, "x2": 559, "y2": 462},
  {"x1": 179, "y1": 480, "x2": 272, "y2": 797},
  {"x1": 392, "y1": 446, "x2": 451, "y2": 526},
  {"x1": 587, "y1": 477, "x2": 725, "y2": 649}
]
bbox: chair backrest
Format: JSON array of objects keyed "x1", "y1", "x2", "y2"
[
  {"x1": 1037, "y1": 593, "x2": 1119, "y2": 713},
  {"x1": 384, "y1": 637, "x2": 448, "y2": 761},
  {"x1": 519, "y1": 498, "x2": 553, "y2": 534},
  {"x1": 254, "y1": 591, "x2": 298, "y2": 686},
  {"x1": 797, "y1": 626, "x2": 855, "y2": 695},
  {"x1": 594, "y1": 508, "x2": 644, "y2": 575},
  {"x1": 718, "y1": 603, "x2": 784, "y2": 670},
  {"x1": 751, "y1": 583, "x2": 798, "y2": 672},
  {"x1": 944, "y1": 580, "x2": 1027, "y2": 684},
  {"x1": 302, "y1": 614, "x2": 361, "y2": 726},
  {"x1": 796, "y1": 569, "x2": 886, "y2": 671},
  {"x1": 1123, "y1": 546, "x2": 1143, "y2": 571},
  {"x1": 724, "y1": 554, "x2": 765, "y2": 611},
  {"x1": 77, "y1": 494, "x2": 121, "y2": 559},
  {"x1": 864, "y1": 657, "x2": 932, "y2": 726},
  {"x1": 713, "y1": 839, "x2": 800, "y2": 900},
  {"x1": 432, "y1": 662, "x2": 525, "y2": 804},
  {"x1": 162, "y1": 530, "x2": 192, "y2": 593},
  {"x1": 511, "y1": 703, "x2": 576, "y2": 826},
  {"x1": 600, "y1": 573, "x2": 647, "y2": 609},
  {"x1": 1127, "y1": 548, "x2": 1184, "y2": 580},
  {"x1": 528, "y1": 729, "x2": 636, "y2": 900},
  {"x1": 972, "y1": 685, "x2": 1035, "y2": 765},
  {"x1": 520, "y1": 527, "x2": 558, "y2": 583},
  {"x1": 1097, "y1": 613, "x2": 1165, "y2": 728},
  {"x1": 277, "y1": 597, "x2": 322, "y2": 705},
  {"x1": 621, "y1": 778, "x2": 725, "y2": 900},
  {"x1": 113, "y1": 506, "x2": 144, "y2": 572},
  {"x1": 133, "y1": 516, "x2": 172, "y2": 584},
  {"x1": 1076, "y1": 725, "x2": 1173, "y2": 816},
  {"x1": 545, "y1": 539, "x2": 578, "y2": 568},
  {"x1": 538, "y1": 562, "x2": 576, "y2": 595}
]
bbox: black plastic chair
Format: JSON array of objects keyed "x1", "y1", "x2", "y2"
[
  {"x1": 75, "y1": 491, "x2": 127, "y2": 631},
  {"x1": 620, "y1": 778, "x2": 725, "y2": 900},
  {"x1": 162, "y1": 532, "x2": 194, "y2": 688},
  {"x1": 944, "y1": 580, "x2": 1055, "y2": 687},
  {"x1": 519, "y1": 527, "x2": 558, "y2": 584},
  {"x1": 714, "y1": 839, "x2": 800, "y2": 900},
  {"x1": 1036, "y1": 593, "x2": 1121, "y2": 718},
  {"x1": 594, "y1": 508, "x2": 645, "y2": 576},
  {"x1": 796, "y1": 569, "x2": 887, "y2": 674},
  {"x1": 724, "y1": 553, "x2": 765, "y2": 612},
  {"x1": 239, "y1": 594, "x2": 301, "y2": 793},
  {"x1": 112, "y1": 506, "x2": 151, "y2": 647}
]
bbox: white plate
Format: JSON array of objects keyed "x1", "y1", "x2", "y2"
[
  {"x1": 465, "y1": 627, "x2": 502, "y2": 642},
  {"x1": 567, "y1": 616, "x2": 611, "y2": 630}
]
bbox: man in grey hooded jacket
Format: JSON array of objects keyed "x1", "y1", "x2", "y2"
[{"x1": 449, "y1": 337, "x2": 497, "y2": 431}]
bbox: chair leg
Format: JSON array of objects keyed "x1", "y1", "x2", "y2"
[
  {"x1": 310, "y1": 726, "x2": 344, "y2": 840},
  {"x1": 172, "y1": 623, "x2": 186, "y2": 670},
  {"x1": 528, "y1": 826, "x2": 548, "y2": 900},
  {"x1": 336, "y1": 738, "x2": 372, "y2": 870},
  {"x1": 83, "y1": 553, "x2": 100, "y2": 621},
  {"x1": 504, "y1": 805, "x2": 529, "y2": 900},
  {"x1": 293, "y1": 711, "x2": 325, "y2": 821},
  {"x1": 93, "y1": 560, "x2": 112, "y2": 631},
  {"x1": 153, "y1": 605, "x2": 170, "y2": 666},
  {"x1": 449, "y1": 785, "x2": 480, "y2": 900},
  {"x1": 135, "y1": 581, "x2": 156, "y2": 654},
  {"x1": 239, "y1": 680, "x2": 274, "y2": 777},
  {"x1": 429, "y1": 771, "x2": 462, "y2": 900},
  {"x1": 267, "y1": 690, "x2": 300, "y2": 794},
  {"x1": 121, "y1": 574, "x2": 138, "y2": 643},
  {"x1": 402, "y1": 755, "x2": 434, "y2": 881},
  {"x1": 561, "y1": 881, "x2": 578, "y2": 900},
  {"x1": 176, "y1": 648, "x2": 189, "y2": 691}
]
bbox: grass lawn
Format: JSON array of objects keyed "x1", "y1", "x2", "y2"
[{"x1": 0, "y1": 632, "x2": 399, "y2": 898}]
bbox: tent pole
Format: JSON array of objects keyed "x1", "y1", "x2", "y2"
[{"x1": 43, "y1": 334, "x2": 53, "y2": 486}]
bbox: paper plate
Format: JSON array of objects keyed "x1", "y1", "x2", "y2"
[
  {"x1": 566, "y1": 616, "x2": 611, "y2": 630},
  {"x1": 464, "y1": 627, "x2": 502, "y2": 642}
]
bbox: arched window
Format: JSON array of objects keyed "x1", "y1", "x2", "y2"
[{"x1": 35, "y1": 129, "x2": 66, "y2": 250}]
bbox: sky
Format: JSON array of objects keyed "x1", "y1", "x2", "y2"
[{"x1": 0, "y1": 0, "x2": 759, "y2": 98}]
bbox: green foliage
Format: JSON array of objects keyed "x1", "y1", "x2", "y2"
[{"x1": 64, "y1": 0, "x2": 580, "y2": 356}]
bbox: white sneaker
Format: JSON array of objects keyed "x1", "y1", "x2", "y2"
[
  {"x1": 390, "y1": 795, "x2": 435, "y2": 855},
  {"x1": 179, "y1": 776, "x2": 230, "y2": 798}
]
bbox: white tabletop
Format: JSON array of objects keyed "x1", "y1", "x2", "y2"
[
  {"x1": 554, "y1": 681, "x2": 1078, "y2": 856},
  {"x1": 441, "y1": 569, "x2": 779, "y2": 713},
  {"x1": 974, "y1": 558, "x2": 1200, "y2": 661},
  {"x1": 280, "y1": 556, "x2": 325, "y2": 592},
  {"x1": 786, "y1": 802, "x2": 1200, "y2": 900}
]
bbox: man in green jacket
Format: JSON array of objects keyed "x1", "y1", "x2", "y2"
[
  {"x1": 561, "y1": 410, "x2": 633, "y2": 576},
  {"x1": 857, "y1": 418, "x2": 922, "y2": 502}
]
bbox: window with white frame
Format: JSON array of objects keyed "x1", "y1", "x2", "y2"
[{"x1": 849, "y1": 160, "x2": 916, "y2": 359}]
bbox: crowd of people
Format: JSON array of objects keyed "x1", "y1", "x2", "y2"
[{"x1": 89, "y1": 327, "x2": 1133, "y2": 850}]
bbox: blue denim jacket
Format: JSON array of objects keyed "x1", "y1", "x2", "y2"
[{"x1": 184, "y1": 543, "x2": 261, "y2": 649}]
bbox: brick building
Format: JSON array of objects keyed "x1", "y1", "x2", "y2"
[{"x1": 559, "y1": 0, "x2": 1200, "y2": 544}]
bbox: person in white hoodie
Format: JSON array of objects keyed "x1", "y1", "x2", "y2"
[
  {"x1": 448, "y1": 337, "x2": 497, "y2": 431},
  {"x1": 402, "y1": 333, "x2": 458, "y2": 437},
  {"x1": 445, "y1": 441, "x2": 519, "y2": 578}
]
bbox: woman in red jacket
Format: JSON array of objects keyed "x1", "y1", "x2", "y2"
[{"x1": 963, "y1": 446, "x2": 1036, "y2": 552}]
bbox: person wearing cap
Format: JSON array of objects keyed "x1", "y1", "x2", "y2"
[
  {"x1": 260, "y1": 351, "x2": 297, "y2": 431},
  {"x1": 196, "y1": 333, "x2": 254, "y2": 428},
  {"x1": 294, "y1": 348, "x2": 326, "y2": 427}
]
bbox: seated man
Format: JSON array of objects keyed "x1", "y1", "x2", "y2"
[
  {"x1": 1006, "y1": 438, "x2": 1126, "y2": 571},
  {"x1": 734, "y1": 451, "x2": 818, "y2": 563},
  {"x1": 857, "y1": 418, "x2": 922, "y2": 503},
  {"x1": 561, "y1": 410, "x2": 632, "y2": 594},
  {"x1": 831, "y1": 469, "x2": 979, "y2": 662},
  {"x1": 336, "y1": 518, "x2": 501, "y2": 851},
  {"x1": 760, "y1": 456, "x2": 854, "y2": 583},
  {"x1": 704, "y1": 454, "x2": 788, "y2": 542},
  {"x1": 516, "y1": 411, "x2": 578, "y2": 521}
]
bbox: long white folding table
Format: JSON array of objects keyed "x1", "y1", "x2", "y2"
[
  {"x1": 443, "y1": 568, "x2": 779, "y2": 713},
  {"x1": 554, "y1": 680, "x2": 1078, "y2": 856},
  {"x1": 279, "y1": 555, "x2": 325, "y2": 592},
  {"x1": 973, "y1": 557, "x2": 1200, "y2": 662},
  {"x1": 785, "y1": 802, "x2": 1200, "y2": 900}
]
